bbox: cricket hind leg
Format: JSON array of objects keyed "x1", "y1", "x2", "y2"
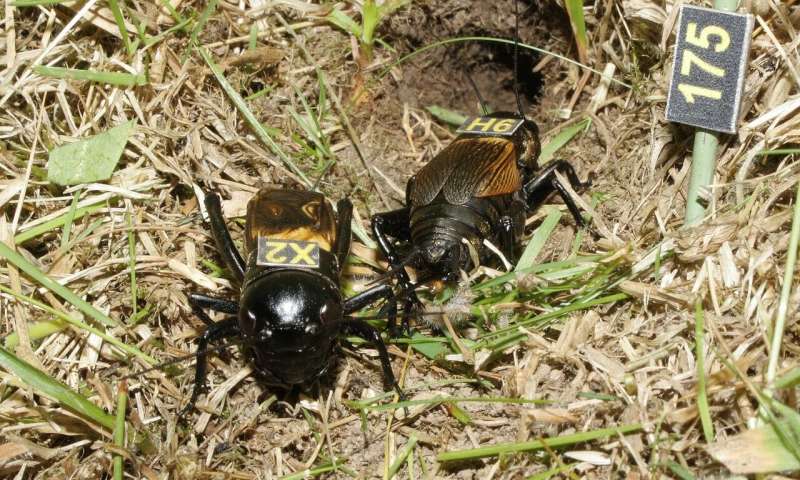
[{"x1": 523, "y1": 160, "x2": 589, "y2": 227}]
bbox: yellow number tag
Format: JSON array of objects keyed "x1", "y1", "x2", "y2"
[
  {"x1": 456, "y1": 116, "x2": 524, "y2": 137},
  {"x1": 257, "y1": 238, "x2": 320, "y2": 268},
  {"x1": 665, "y1": 5, "x2": 753, "y2": 134}
]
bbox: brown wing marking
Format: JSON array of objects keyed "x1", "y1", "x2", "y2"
[
  {"x1": 454, "y1": 138, "x2": 520, "y2": 201},
  {"x1": 410, "y1": 137, "x2": 520, "y2": 206},
  {"x1": 438, "y1": 137, "x2": 520, "y2": 204},
  {"x1": 244, "y1": 189, "x2": 335, "y2": 253}
]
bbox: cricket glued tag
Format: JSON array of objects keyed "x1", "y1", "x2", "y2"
[
  {"x1": 256, "y1": 237, "x2": 320, "y2": 268},
  {"x1": 665, "y1": 5, "x2": 754, "y2": 134},
  {"x1": 456, "y1": 116, "x2": 524, "y2": 136}
]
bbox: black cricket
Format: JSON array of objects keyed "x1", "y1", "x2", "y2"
[
  {"x1": 371, "y1": 2, "x2": 589, "y2": 335},
  {"x1": 182, "y1": 188, "x2": 401, "y2": 414}
]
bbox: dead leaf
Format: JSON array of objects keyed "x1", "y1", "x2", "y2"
[{"x1": 707, "y1": 426, "x2": 800, "y2": 474}]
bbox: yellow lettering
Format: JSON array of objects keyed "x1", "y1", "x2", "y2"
[
  {"x1": 677, "y1": 83, "x2": 722, "y2": 103},
  {"x1": 681, "y1": 50, "x2": 725, "y2": 78},
  {"x1": 288, "y1": 243, "x2": 316, "y2": 265},
  {"x1": 465, "y1": 117, "x2": 496, "y2": 132},
  {"x1": 686, "y1": 23, "x2": 730, "y2": 53},
  {"x1": 492, "y1": 119, "x2": 517, "y2": 133},
  {"x1": 265, "y1": 241, "x2": 288, "y2": 263}
]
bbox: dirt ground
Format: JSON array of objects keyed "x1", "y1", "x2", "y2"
[{"x1": 1, "y1": 0, "x2": 800, "y2": 479}]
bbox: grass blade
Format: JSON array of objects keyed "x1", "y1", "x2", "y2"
[
  {"x1": 33, "y1": 66, "x2": 146, "y2": 87},
  {"x1": 515, "y1": 207, "x2": 563, "y2": 271},
  {"x1": 0, "y1": 345, "x2": 114, "y2": 429},
  {"x1": 3, "y1": 318, "x2": 67, "y2": 349},
  {"x1": 11, "y1": 0, "x2": 71, "y2": 5},
  {"x1": 0, "y1": 284, "x2": 156, "y2": 364},
  {"x1": 539, "y1": 118, "x2": 591, "y2": 164},
  {"x1": 107, "y1": 0, "x2": 133, "y2": 55},
  {"x1": 426, "y1": 105, "x2": 467, "y2": 126},
  {"x1": 113, "y1": 381, "x2": 128, "y2": 480},
  {"x1": 126, "y1": 213, "x2": 137, "y2": 317},
  {"x1": 767, "y1": 181, "x2": 800, "y2": 386},
  {"x1": 758, "y1": 148, "x2": 800, "y2": 156},
  {"x1": 15, "y1": 202, "x2": 105, "y2": 244},
  {"x1": 280, "y1": 459, "x2": 348, "y2": 480},
  {"x1": 694, "y1": 301, "x2": 714, "y2": 443},
  {"x1": 360, "y1": 0, "x2": 379, "y2": 57},
  {"x1": 564, "y1": 0, "x2": 588, "y2": 63},
  {"x1": 60, "y1": 190, "x2": 81, "y2": 250},
  {"x1": 350, "y1": 396, "x2": 549, "y2": 413},
  {"x1": 663, "y1": 460, "x2": 696, "y2": 480},
  {"x1": 197, "y1": 47, "x2": 312, "y2": 187},
  {"x1": 387, "y1": 434, "x2": 417, "y2": 479},
  {"x1": 0, "y1": 242, "x2": 119, "y2": 328},
  {"x1": 774, "y1": 366, "x2": 800, "y2": 389},
  {"x1": 181, "y1": 0, "x2": 219, "y2": 62},
  {"x1": 437, "y1": 424, "x2": 642, "y2": 461}
]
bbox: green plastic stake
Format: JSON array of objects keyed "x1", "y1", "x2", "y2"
[{"x1": 684, "y1": 0, "x2": 740, "y2": 226}]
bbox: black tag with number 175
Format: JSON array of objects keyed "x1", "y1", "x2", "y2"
[{"x1": 665, "y1": 5, "x2": 753, "y2": 134}]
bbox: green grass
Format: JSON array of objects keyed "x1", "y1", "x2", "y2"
[
  {"x1": 539, "y1": 118, "x2": 592, "y2": 164},
  {"x1": 11, "y1": 0, "x2": 71, "y2": 5},
  {"x1": 0, "y1": 241, "x2": 119, "y2": 328},
  {"x1": 758, "y1": 148, "x2": 800, "y2": 156},
  {"x1": 387, "y1": 434, "x2": 417, "y2": 479},
  {"x1": 60, "y1": 190, "x2": 81, "y2": 251},
  {"x1": 324, "y1": 0, "x2": 410, "y2": 61},
  {"x1": 189, "y1": 0, "x2": 218, "y2": 47},
  {"x1": 767, "y1": 180, "x2": 800, "y2": 387},
  {"x1": 706, "y1": 338, "x2": 800, "y2": 472},
  {"x1": 126, "y1": 213, "x2": 138, "y2": 318},
  {"x1": 0, "y1": 345, "x2": 115, "y2": 429},
  {"x1": 33, "y1": 66, "x2": 146, "y2": 87},
  {"x1": 437, "y1": 424, "x2": 642, "y2": 461},
  {"x1": 425, "y1": 105, "x2": 468, "y2": 126},
  {"x1": 286, "y1": 81, "x2": 336, "y2": 174},
  {"x1": 4, "y1": 318, "x2": 67, "y2": 349},
  {"x1": 142, "y1": 18, "x2": 193, "y2": 49},
  {"x1": 466, "y1": 248, "x2": 630, "y2": 353},
  {"x1": 694, "y1": 301, "x2": 714, "y2": 443},
  {"x1": 275, "y1": 16, "x2": 378, "y2": 247},
  {"x1": 279, "y1": 459, "x2": 350, "y2": 480},
  {"x1": 774, "y1": 366, "x2": 800, "y2": 389},
  {"x1": 113, "y1": 382, "x2": 128, "y2": 480},
  {"x1": 515, "y1": 207, "x2": 563, "y2": 271},
  {"x1": 664, "y1": 460, "x2": 696, "y2": 480},
  {"x1": 564, "y1": 0, "x2": 588, "y2": 63},
  {"x1": 0, "y1": 284, "x2": 155, "y2": 364},
  {"x1": 197, "y1": 47, "x2": 312, "y2": 187},
  {"x1": 107, "y1": 0, "x2": 133, "y2": 55}
]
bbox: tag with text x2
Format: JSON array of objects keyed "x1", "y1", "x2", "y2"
[{"x1": 256, "y1": 238, "x2": 320, "y2": 268}]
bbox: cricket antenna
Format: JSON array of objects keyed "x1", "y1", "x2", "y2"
[
  {"x1": 465, "y1": 71, "x2": 490, "y2": 116},
  {"x1": 513, "y1": 0, "x2": 527, "y2": 120}
]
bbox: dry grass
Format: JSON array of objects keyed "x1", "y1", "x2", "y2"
[{"x1": 1, "y1": 0, "x2": 799, "y2": 478}]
